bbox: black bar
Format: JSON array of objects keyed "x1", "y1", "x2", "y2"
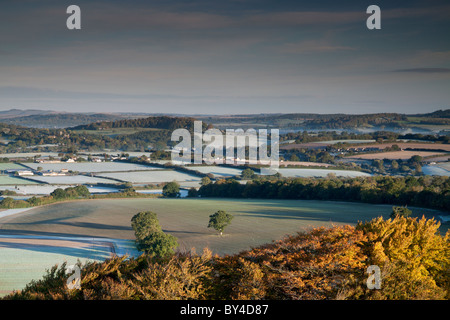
[{"x1": 0, "y1": 300, "x2": 448, "y2": 319}]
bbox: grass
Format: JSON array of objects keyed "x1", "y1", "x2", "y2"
[
  {"x1": 0, "y1": 163, "x2": 28, "y2": 171},
  {"x1": 0, "y1": 197, "x2": 447, "y2": 296},
  {"x1": 1, "y1": 198, "x2": 446, "y2": 256},
  {"x1": 0, "y1": 235, "x2": 137, "y2": 296},
  {"x1": 185, "y1": 165, "x2": 243, "y2": 177},
  {"x1": 0, "y1": 153, "x2": 60, "y2": 159},
  {"x1": 0, "y1": 175, "x2": 39, "y2": 185},
  {"x1": 24, "y1": 162, "x2": 160, "y2": 173},
  {"x1": 21, "y1": 175, "x2": 118, "y2": 185},
  {"x1": 96, "y1": 170, "x2": 201, "y2": 184}
]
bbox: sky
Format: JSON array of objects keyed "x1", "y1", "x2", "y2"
[{"x1": 0, "y1": 0, "x2": 449, "y2": 115}]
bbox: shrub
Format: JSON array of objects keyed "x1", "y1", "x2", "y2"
[
  {"x1": 187, "y1": 187, "x2": 198, "y2": 197},
  {"x1": 390, "y1": 205, "x2": 412, "y2": 218},
  {"x1": 50, "y1": 188, "x2": 67, "y2": 200},
  {"x1": 162, "y1": 181, "x2": 180, "y2": 198},
  {"x1": 136, "y1": 232, "x2": 179, "y2": 258}
]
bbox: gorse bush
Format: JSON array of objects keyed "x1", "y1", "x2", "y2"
[
  {"x1": 356, "y1": 216, "x2": 450, "y2": 299},
  {"x1": 4, "y1": 216, "x2": 449, "y2": 300}
]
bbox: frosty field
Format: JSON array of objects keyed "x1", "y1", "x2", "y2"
[
  {"x1": 0, "y1": 153, "x2": 60, "y2": 159},
  {"x1": 422, "y1": 163, "x2": 450, "y2": 176},
  {"x1": 22, "y1": 174, "x2": 118, "y2": 185},
  {"x1": 24, "y1": 161, "x2": 160, "y2": 173},
  {"x1": 97, "y1": 170, "x2": 201, "y2": 184},
  {"x1": 0, "y1": 235, "x2": 138, "y2": 296},
  {"x1": 185, "y1": 165, "x2": 243, "y2": 177},
  {"x1": 0, "y1": 163, "x2": 29, "y2": 171},
  {"x1": 0, "y1": 184, "x2": 120, "y2": 195},
  {"x1": 0, "y1": 175, "x2": 39, "y2": 185},
  {"x1": 277, "y1": 168, "x2": 372, "y2": 178},
  {"x1": 0, "y1": 197, "x2": 447, "y2": 296}
]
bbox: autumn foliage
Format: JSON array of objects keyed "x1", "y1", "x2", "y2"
[{"x1": 4, "y1": 216, "x2": 449, "y2": 300}]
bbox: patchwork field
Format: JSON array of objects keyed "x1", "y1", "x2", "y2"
[
  {"x1": 345, "y1": 150, "x2": 447, "y2": 160},
  {"x1": 277, "y1": 168, "x2": 371, "y2": 178},
  {"x1": 354, "y1": 142, "x2": 450, "y2": 152},
  {"x1": 0, "y1": 185, "x2": 120, "y2": 195},
  {"x1": 0, "y1": 153, "x2": 60, "y2": 159},
  {"x1": 0, "y1": 163, "x2": 28, "y2": 171},
  {"x1": 96, "y1": 170, "x2": 201, "y2": 184},
  {"x1": 0, "y1": 198, "x2": 448, "y2": 296},
  {"x1": 279, "y1": 161, "x2": 334, "y2": 167},
  {"x1": 185, "y1": 166, "x2": 243, "y2": 177},
  {"x1": 22, "y1": 174, "x2": 118, "y2": 185},
  {"x1": 24, "y1": 162, "x2": 160, "y2": 173},
  {"x1": 0, "y1": 175, "x2": 39, "y2": 185},
  {"x1": 280, "y1": 142, "x2": 329, "y2": 150},
  {"x1": 422, "y1": 163, "x2": 450, "y2": 177}
]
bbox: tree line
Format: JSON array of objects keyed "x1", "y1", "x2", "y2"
[
  {"x1": 281, "y1": 130, "x2": 450, "y2": 145},
  {"x1": 195, "y1": 175, "x2": 450, "y2": 212},
  {"x1": 0, "y1": 184, "x2": 159, "y2": 209},
  {"x1": 282, "y1": 113, "x2": 407, "y2": 129},
  {"x1": 71, "y1": 116, "x2": 211, "y2": 131}
]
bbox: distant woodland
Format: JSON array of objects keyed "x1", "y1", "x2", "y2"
[
  {"x1": 0, "y1": 112, "x2": 448, "y2": 157},
  {"x1": 0, "y1": 116, "x2": 211, "y2": 152},
  {"x1": 72, "y1": 116, "x2": 211, "y2": 131},
  {"x1": 199, "y1": 110, "x2": 450, "y2": 130}
]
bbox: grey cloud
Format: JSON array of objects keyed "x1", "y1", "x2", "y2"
[
  {"x1": 0, "y1": 86, "x2": 180, "y2": 100},
  {"x1": 279, "y1": 40, "x2": 355, "y2": 54},
  {"x1": 94, "y1": 5, "x2": 450, "y2": 30}
]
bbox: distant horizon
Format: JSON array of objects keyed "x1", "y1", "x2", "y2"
[{"x1": 0, "y1": 107, "x2": 448, "y2": 117}]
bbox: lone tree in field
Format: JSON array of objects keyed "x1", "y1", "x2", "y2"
[
  {"x1": 208, "y1": 210, "x2": 233, "y2": 236},
  {"x1": 131, "y1": 211, "x2": 162, "y2": 240},
  {"x1": 162, "y1": 181, "x2": 180, "y2": 198},
  {"x1": 131, "y1": 211, "x2": 178, "y2": 257}
]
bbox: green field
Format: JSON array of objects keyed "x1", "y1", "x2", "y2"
[
  {"x1": 0, "y1": 236, "x2": 137, "y2": 296},
  {"x1": 1, "y1": 198, "x2": 446, "y2": 256},
  {"x1": 0, "y1": 175, "x2": 39, "y2": 185},
  {"x1": 0, "y1": 163, "x2": 28, "y2": 171},
  {"x1": 0, "y1": 197, "x2": 448, "y2": 296}
]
